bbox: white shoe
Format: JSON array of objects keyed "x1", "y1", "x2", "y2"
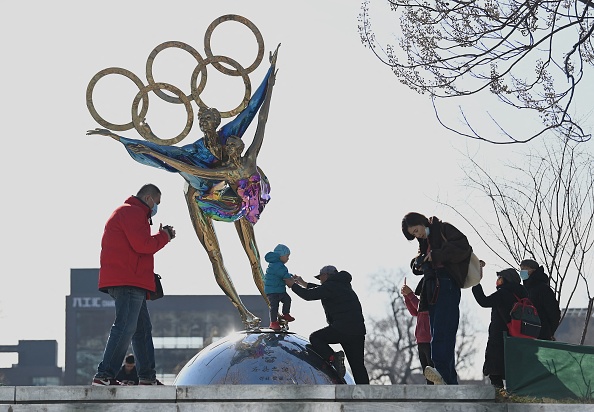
[{"x1": 424, "y1": 366, "x2": 447, "y2": 385}]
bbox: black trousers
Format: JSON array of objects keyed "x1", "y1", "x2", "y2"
[
  {"x1": 418, "y1": 342, "x2": 434, "y2": 385},
  {"x1": 309, "y1": 326, "x2": 369, "y2": 384},
  {"x1": 489, "y1": 374, "x2": 504, "y2": 389},
  {"x1": 267, "y1": 292, "x2": 291, "y2": 323}
]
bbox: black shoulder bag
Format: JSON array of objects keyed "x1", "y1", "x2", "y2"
[{"x1": 148, "y1": 273, "x2": 164, "y2": 300}]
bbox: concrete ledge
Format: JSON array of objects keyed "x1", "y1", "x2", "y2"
[
  {"x1": 0, "y1": 387, "x2": 14, "y2": 403},
  {"x1": 337, "y1": 384, "x2": 496, "y2": 400},
  {"x1": 0, "y1": 403, "x2": 339, "y2": 412},
  {"x1": 15, "y1": 385, "x2": 177, "y2": 402},
  {"x1": 176, "y1": 384, "x2": 335, "y2": 400},
  {"x1": 507, "y1": 406, "x2": 593, "y2": 412},
  {"x1": 5, "y1": 385, "x2": 497, "y2": 403},
  {"x1": 1, "y1": 385, "x2": 593, "y2": 412},
  {"x1": 2, "y1": 402, "x2": 593, "y2": 412}
]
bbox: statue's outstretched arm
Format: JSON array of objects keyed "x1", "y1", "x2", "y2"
[
  {"x1": 245, "y1": 45, "x2": 279, "y2": 162},
  {"x1": 128, "y1": 144, "x2": 231, "y2": 179},
  {"x1": 87, "y1": 118, "x2": 155, "y2": 142}
]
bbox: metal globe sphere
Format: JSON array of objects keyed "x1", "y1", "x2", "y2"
[{"x1": 174, "y1": 330, "x2": 355, "y2": 384}]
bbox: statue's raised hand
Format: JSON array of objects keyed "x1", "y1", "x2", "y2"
[
  {"x1": 269, "y1": 43, "x2": 281, "y2": 66},
  {"x1": 86, "y1": 128, "x2": 120, "y2": 141}
]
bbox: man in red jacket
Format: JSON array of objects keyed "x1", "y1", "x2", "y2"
[{"x1": 92, "y1": 184, "x2": 175, "y2": 386}]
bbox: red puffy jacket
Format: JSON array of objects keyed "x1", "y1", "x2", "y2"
[{"x1": 99, "y1": 196, "x2": 169, "y2": 292}]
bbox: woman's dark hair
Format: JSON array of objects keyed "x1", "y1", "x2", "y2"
[{"x1": 401, "y1": 212, "x2": 429, "y2": 240}]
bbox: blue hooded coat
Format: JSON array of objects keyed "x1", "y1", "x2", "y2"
[{"x1": 264, "y1": 247, "x2": 292, "y2": 294}]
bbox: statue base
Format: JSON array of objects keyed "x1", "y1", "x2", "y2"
[{"x1": 174, "y1": 329, "x2": 355, "y2": 384}]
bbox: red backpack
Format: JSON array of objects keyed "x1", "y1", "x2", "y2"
[{"x1": 507, "y1": 294, "x2": 541, "y2": 339}]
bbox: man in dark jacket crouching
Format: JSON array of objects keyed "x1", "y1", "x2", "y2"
[{"x1": 287, "y1": 265, "x2": 369, "y2": 384}]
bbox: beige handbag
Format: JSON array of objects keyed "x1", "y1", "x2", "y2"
[
  {"x1": 440, "y1": 229, "x2": 481, "y2": 289},
  {"x1": 464, "y1": 253, "x2": 482, "y2": 288}
]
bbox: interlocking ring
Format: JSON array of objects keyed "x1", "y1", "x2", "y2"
[
  {"x1": 131, "y1": 82, "x2": 193, "y2": 146},
  {"x1": 191, "y1": 55, "x2": 251, "y2": 118},
  {"x1": 145, "y1": 41, "x2": 206, "y2": 104},
  {"x1": 86, "y1": 67, "x2": 149, "y2": 131},
  {"x1": 86, "y1": 14, "x2": 268, "y2": 144},
  {"x1": 204, "y1": 14, "x2": 264, "y2": 76}
]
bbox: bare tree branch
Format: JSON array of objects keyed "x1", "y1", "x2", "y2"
[
  {"x1": 359, "y1": 0, "x2": 594, "y2": 144},
  {"x1": 453, "y1": 136, "x2": 594, "y2": 337}
]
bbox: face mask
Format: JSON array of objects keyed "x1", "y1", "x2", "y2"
[
  {"x1": 149, "y1": 197, "x2": 158, "y2": 217},
  {"x1": 425, "y1": 227, "x2": 431, "y2": 237},
  {"x1": 519, "y1": 270, "x2": 529, "y2": 281}
]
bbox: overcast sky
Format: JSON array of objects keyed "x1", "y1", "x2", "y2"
[{"x1": 1, "y1": 0, "x2": 589, "y2": 379}]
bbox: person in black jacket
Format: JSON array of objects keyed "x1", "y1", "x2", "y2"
[
  {"x1": 286, "y1": 265, "x2": 369, "y2": 384},
  {"x1": 472, "y1": 268, "x2": 529, "y2": 390},
  {"x1": 115, "y1": 354, "x2": 139, "y2": 385},
  {"x1": 520, "y1": 259, "x2": 561, "y2": 340}
]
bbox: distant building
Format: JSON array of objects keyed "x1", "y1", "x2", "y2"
[
  {"x1": 0, "y1": 340, "x2": 62, "y2": 385},
  {"x1": 64, "y1": 268, "x2": 269, "y2": 385},
  {"x1": 555, "y1": 308, "x2": 594, "y2": 345}
]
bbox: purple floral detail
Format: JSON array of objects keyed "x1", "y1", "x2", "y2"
[{"x1": 237, "y1": 174, "x2": 270, "y2": 224}]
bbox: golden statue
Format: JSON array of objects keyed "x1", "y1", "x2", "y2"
[{"x1": 86, "y1": 15, "x2": 279, "y2": 328}]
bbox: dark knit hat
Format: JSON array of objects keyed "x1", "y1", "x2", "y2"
[
  {"x1": 497, "y1": 268, "x2": 521, "y2": 284},
  {"x1": 520, "y1": 259, "x2": 539, "y2": 270}
]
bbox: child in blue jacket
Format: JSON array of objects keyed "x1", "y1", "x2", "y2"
[{"x1": 264, "y1": 244, "x2": 296, "y2": 330}]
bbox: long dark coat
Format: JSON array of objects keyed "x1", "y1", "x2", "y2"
[
  {"x1": 472, "y1": 281, "x2": 528, "y2": 377},
  {"x1": 523, "y1": 266, "x2": 561, "y2": 340}
]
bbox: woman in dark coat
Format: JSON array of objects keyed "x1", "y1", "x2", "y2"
[
  {"x1": 402, "y1": 212, "x2": 472, "y2": 385},
  {"x1": 520, "y1": 259, "x2": 561, "y2": 340},
  {"x1": 472, "y1": 268, "x2": 528, "y2": 389}
]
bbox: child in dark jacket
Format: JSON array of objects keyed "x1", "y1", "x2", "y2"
[
  {"x1": 472, "y1": 268, "x2": 529, "y2": 390},
  {"x1": 402, "y1": 278, "x2": 434, "y2": 384},
  {"x1": 264, "y1": 244, "x2": 296, "y2": 330}
]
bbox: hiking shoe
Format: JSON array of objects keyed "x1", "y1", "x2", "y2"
[
  {"x1": 269, "y1": 321, "x2": 281, "y2": 331},
  {"x1": 332, "y1": 351, "x2": 346, "y2": 378},
  {"x1": 92, "y1": 377, "x2": 122, "y2": 386},
  {"x1": 424, "y1": 366, "x2": 446, "y2": 385},
  {"x1": 281, "y1": 314, "x2": 295, "y2": 322},
  {"x1": 139, "y1": 379, "x2": 164, "y2": 385},
  {"x1": 497, "y1": 387, "x2": 509, "y2": 398}
]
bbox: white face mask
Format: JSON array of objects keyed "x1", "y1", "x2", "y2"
[
  {"x1": 520, "y1": 270, "x2": 529, "y2": 281},
  {"x1": 149, "y1": 197, "x2": 158, "y2": 217},
  {"x1": 425, "y1": 227, "x2": 430, "y2": 237}
]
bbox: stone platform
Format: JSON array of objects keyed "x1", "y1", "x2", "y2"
[{"x1": 0, "y1": 385, "x2": 591, "y2": 411}]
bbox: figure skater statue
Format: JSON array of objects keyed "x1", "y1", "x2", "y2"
[{"x1": 87, "y1": 45, "x2": 279, "y2": 328}]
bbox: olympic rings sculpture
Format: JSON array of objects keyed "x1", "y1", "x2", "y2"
[{"x1": 86, "y1": 14, "x2": 265, "y2": 146}]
